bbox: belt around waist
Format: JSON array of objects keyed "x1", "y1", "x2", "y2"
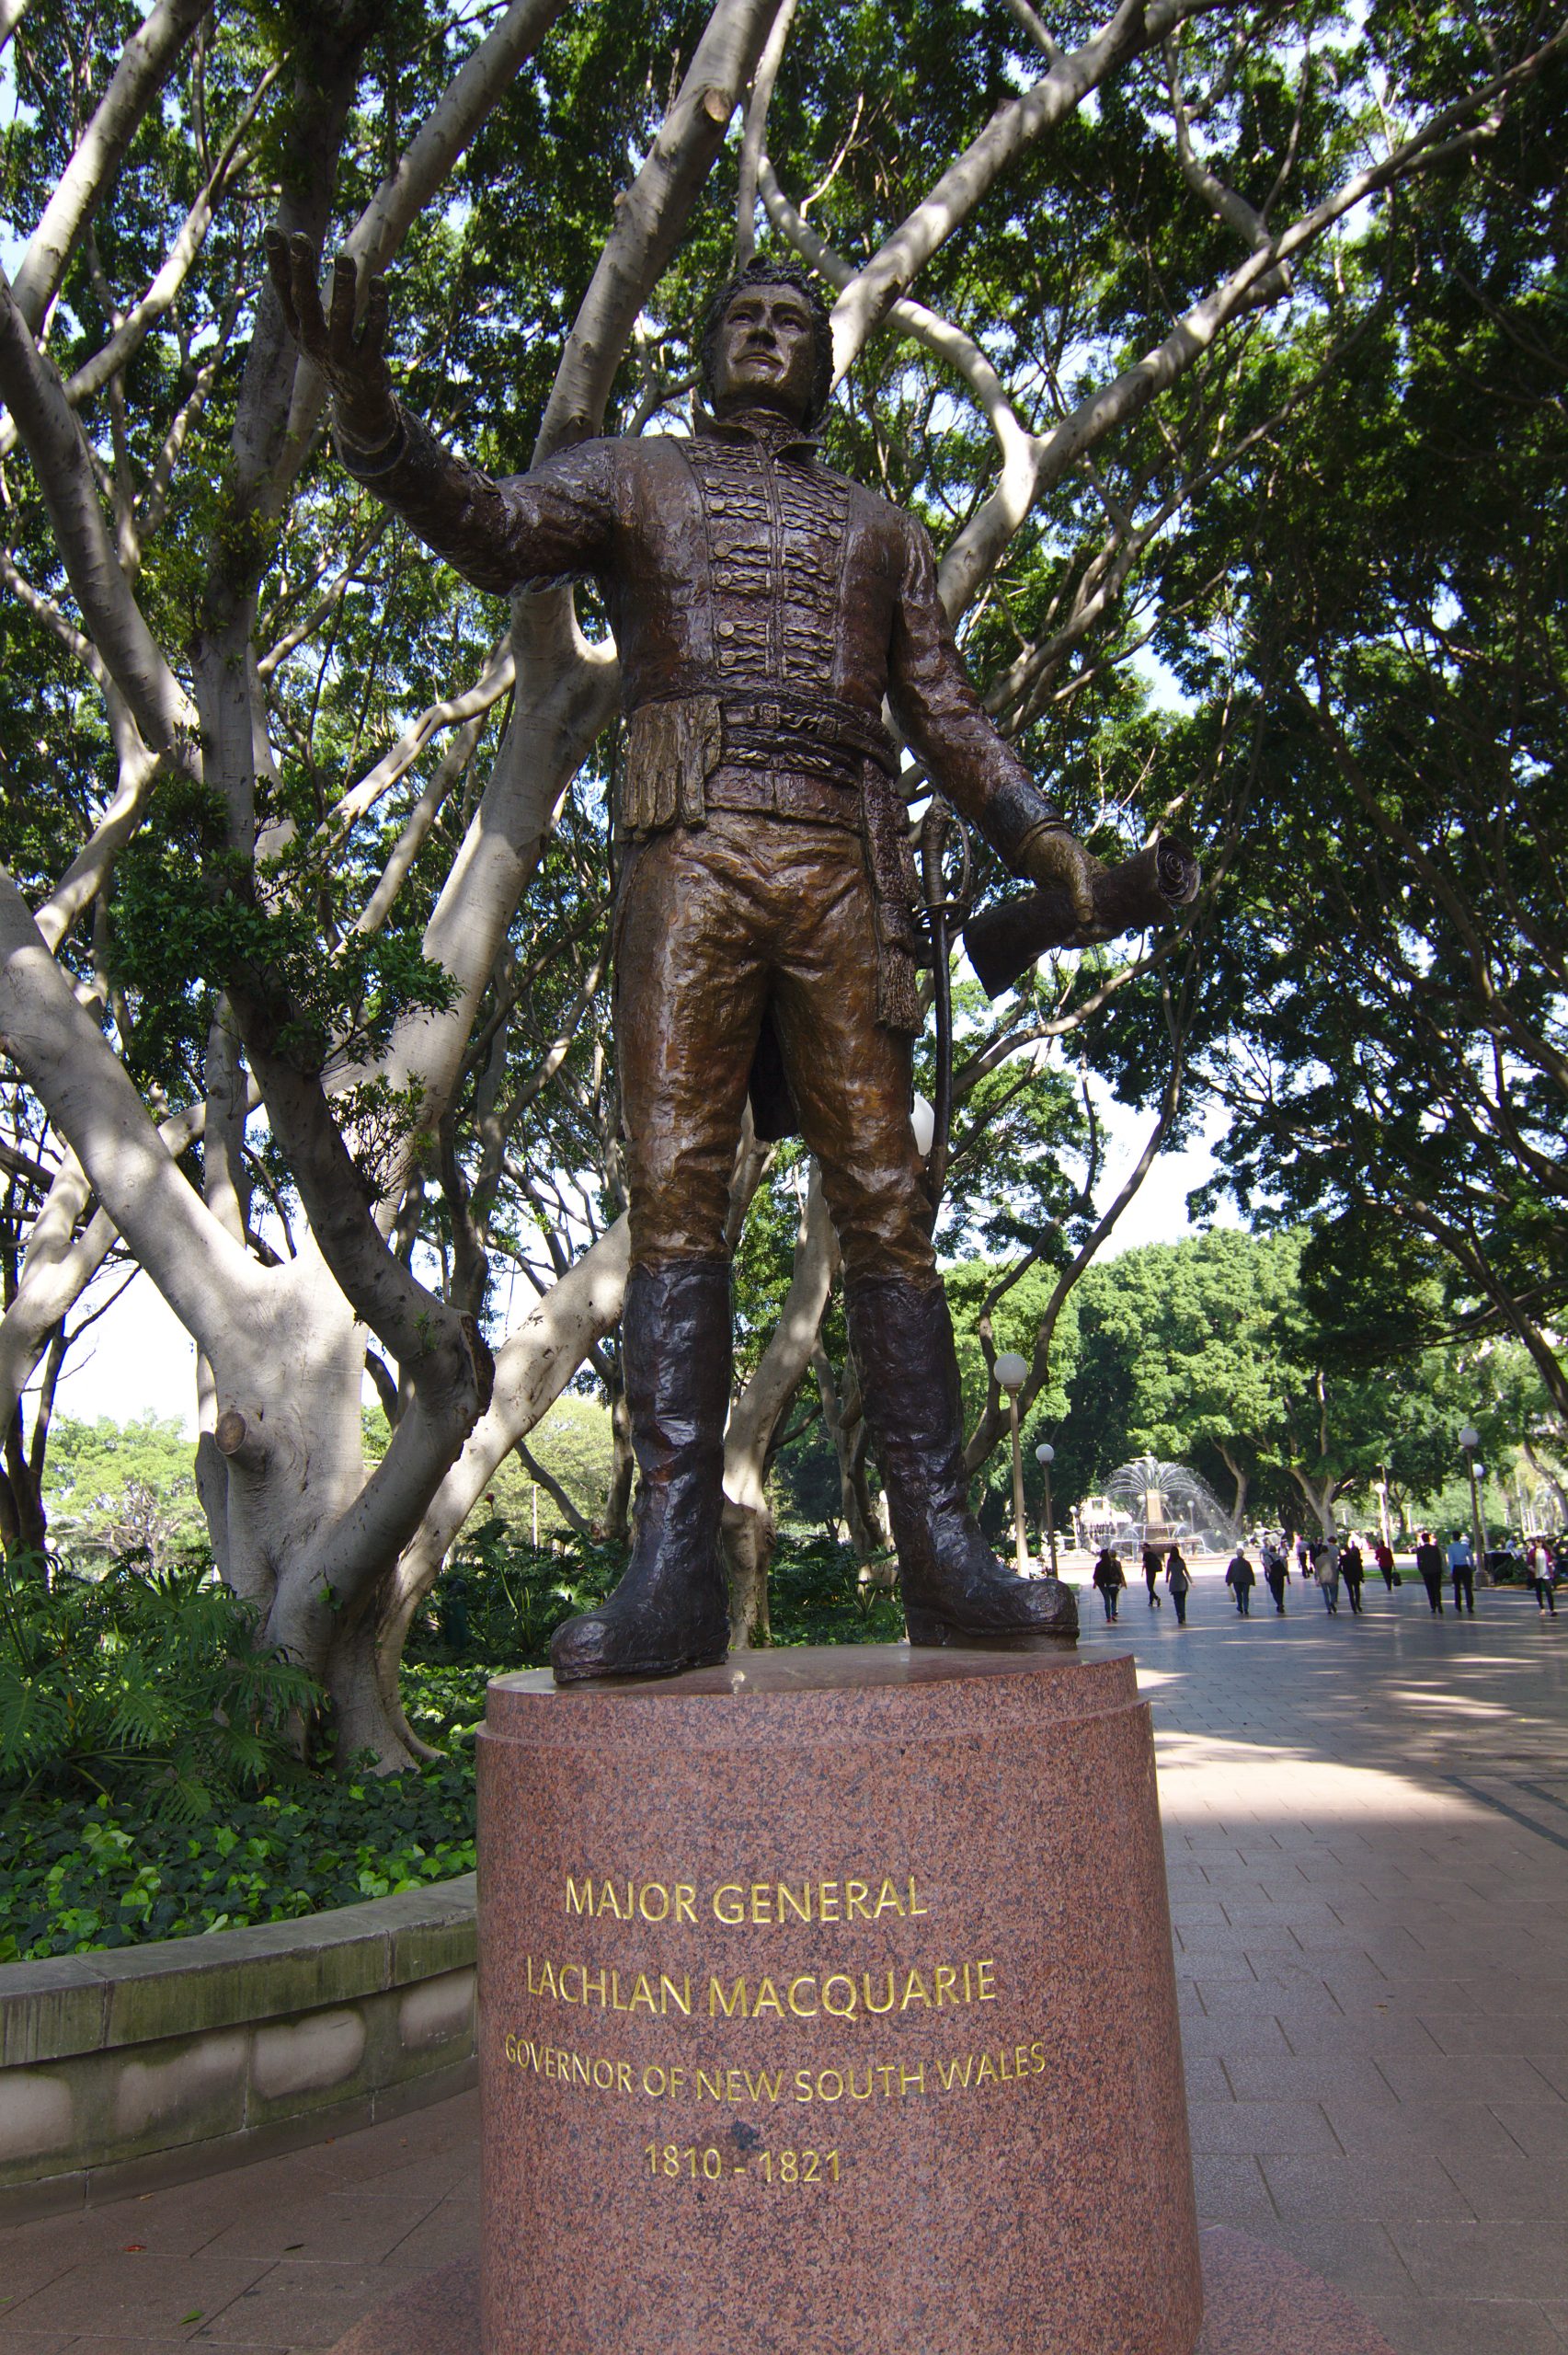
[{"x1": 704, "y1": 767, "x2": 863, "y2": 825}]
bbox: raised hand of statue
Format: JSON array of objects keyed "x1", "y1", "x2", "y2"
[
  {"x1": 265, "y1": 229, "x2": 396, "y2": 454},
  {"x1": 1020, "y1": 823, "x2": 1101, "y2": 931}
]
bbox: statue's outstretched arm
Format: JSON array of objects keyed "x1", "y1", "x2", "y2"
[
  {"x1": 266, "y1": 232, "x2": 615, "y2": 598},
  {"x1": 889, "y1": 518, "x2": 1097, "y2": 927}
]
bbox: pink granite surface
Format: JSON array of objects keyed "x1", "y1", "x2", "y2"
[
  {"x1": 475, "y1": 1643, "x2": 1202, "y2": 2355},
  {"x1": 322, "y1": 2228, "x2": 1399, "y2": 2355}
]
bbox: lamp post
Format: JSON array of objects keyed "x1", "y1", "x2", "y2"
[
  {"x1": 1458, "y1": 1422, "x2": 1486, "y2": 1579},
  {"x1": 1035, "y1": 1442, "x2": 1059, "y2": 1580},
  {"x1": 994, "y1": 1352, "x2": 1030, "y2": 1575}
]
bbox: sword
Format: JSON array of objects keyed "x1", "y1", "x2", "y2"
[{"x1": 918, "y1": 799, "x2": 972, "y2": 1212}]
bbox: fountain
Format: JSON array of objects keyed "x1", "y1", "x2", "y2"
[{"x1": 1103, "y1": 1454, "x2": 1238, "y2": 1554}]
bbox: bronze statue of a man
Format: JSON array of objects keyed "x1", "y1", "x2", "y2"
[{"x1": 269, "y1": 236, "x2": 1092, "y2": 1683}]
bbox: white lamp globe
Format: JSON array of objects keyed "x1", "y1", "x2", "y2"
[
  {"x1": 910, "y1": 1095, "x2": 936, "y2": 1157},
  {"x1": 1458, "y1": 1423, "x2": 1481, "y2": 1451},
  {"x1": 994, "y1": 1351, "x2": 1028, "y2": 1392},
  {"x1": 1035, "y1": 1442, "x2": 1055, "y2": 1467}
]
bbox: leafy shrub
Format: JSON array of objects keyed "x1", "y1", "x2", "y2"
[
  {"x1": 0, "y1": 1549, "x2": 318, "y2": 1816},
  {"x1": 0, "y1": 1761, "x2": 477, "y2": 1963}
]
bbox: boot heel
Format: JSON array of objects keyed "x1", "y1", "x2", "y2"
[{"x1": 903, "y1": 1607, "x2": 964, "y2": 1647}]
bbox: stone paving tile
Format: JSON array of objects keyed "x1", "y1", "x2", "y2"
[
  {"x1": 1221, "y1": 2051, "x2": 1400, "y2": 2103},
  {"x1": 379, "y1": 2197, "x2": 480, "y2": 2273},
  {"x1": 1375, "y1": 2051, "x2": 1560, "y2": 2103},
  {"x1": 1185, "y1": 2100, "x2": 1338, "y2": 2156},
  {"x1": 194, "y1": 2196, "x2": 446, "y2": 2269},
  {"x1": 1488, "y1": 2102, "x2": 1568, "y2": 2158},
  {"x1": 1358, "y1": 2295, "x2": 1568, "y2": 2355},
  {"x1": 192, "y1": 2264, "x2": 429, "y2": 2349},
  {"x1": 1389, "y1": 2220, "x2": 1568, "y2": 2301},
  {"x1": 0, "y1": 2334, "x2": 78, "y2": 2355},
  {"x1": 1436, "y1": 2154, "x2": 1567, "y2": 2223},
  {"x1": 5, "y1": 2260, "x2": 272, "y2": 2343},
  {"x1": 1259, "y1": 2152, "x2": 1472, "y2": 2222},
  {"x1": 1322, "y1": 2097, "x2": 1525, "y2": 2161}
]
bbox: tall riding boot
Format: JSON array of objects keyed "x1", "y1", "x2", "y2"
[
  {"x1": 551, "y1": 1258, "x2": 732, "y2": 1684},
  {"x1": 845, "y1": 1275, "x2": 1078, "y2": 1648}
]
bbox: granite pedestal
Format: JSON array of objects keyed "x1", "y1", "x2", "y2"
[{"x1": 475, "y1": 1644, "x2": 1201, "y2": 2355}]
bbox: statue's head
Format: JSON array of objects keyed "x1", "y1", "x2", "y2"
[{"x1": 699, "y1": 257, "x2": 833, "y2": 431}]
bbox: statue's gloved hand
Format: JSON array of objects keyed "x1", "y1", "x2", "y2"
[
  {"x1": 264, "y1": 229, "x2": 396, "y2": 454},
  {"x1": 1019, "y1": 823, "x2": 1100, "y2": 931}
]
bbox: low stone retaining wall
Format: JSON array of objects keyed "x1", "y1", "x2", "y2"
[{"x1": 0, "y1": 1874, "x2": 477, "y2": 2222}]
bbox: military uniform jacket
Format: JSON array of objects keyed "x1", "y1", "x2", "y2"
[{"x1": 342, "y1": 403, "x2": 1062, "y2": 1026}]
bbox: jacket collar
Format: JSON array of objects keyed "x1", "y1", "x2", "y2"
[{"x1": 693, "y1": 404, "x2": 818, "y2": 462}]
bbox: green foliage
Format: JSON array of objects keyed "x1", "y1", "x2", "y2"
[
  {"x1": 0, "y1": 1551, "x2": 318, "y2": 1816},
  {"x1": 43, "y1": 1415, "x2": 206, "y2": 1567},
  {"x1": 0, "y1": 1761, "x2": 476, "y2": 1963}
]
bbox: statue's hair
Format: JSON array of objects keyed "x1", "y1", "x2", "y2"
[{"x1": 698, "y1": 256, "x2": 833, "y2": 429}]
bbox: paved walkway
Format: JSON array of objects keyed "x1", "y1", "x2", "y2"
[{"x1": 2, "y1": 1567, "x2": 1564, "y2": 2355}]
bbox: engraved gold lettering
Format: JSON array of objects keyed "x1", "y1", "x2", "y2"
[
  {"x1": 845, "y1": 1878, "x2": 872, "y2": 1921},
  {"x1": 821, "y1": 1974, "x2": 857, "y2": 2018},
  {"x1": 660, "y1": 1974, "x2": 692, "y2": 2017},
  {"x1": 848, "y1": 2065, "x2": 875, "y2": 2099},
  {"x1": 876, "y1": 2063, "x2": 897, "y2": 2096},
  {"x1": 899, "y1": 1970, "x2": 932, "y2": 2011},
  {"x1": 629, "y1": 1973, "x2": 658, "y2": 2016},
  {"x1": 525, "y1": 1955, "x2": 536, "y2": 1995},
  {"x1": 612, "y1": 1971, "x2": 627, "y2": 2012},
  {"x1": 898, "y1": 2063, "x2": 925, "y2": 2096},
  {"x1": 937, "y1": 2054, "x2": 974, "y2": 2090},
  {"x1": 565, "y1": 1877, "x2": 592, "y2": 1916},
  {"x1": 963, "y1": 1962, "x2": 972, "y2": 2003},
  {"x1": 1014, "y1": 2044, "x2": 1031, "y2": 2081},
  {"x1": 861, "y1": 1970, "x2": 896, "y2": 2014},
  {"x1": 873, "y1": 1878, "x2": 905, "y2": 1919},
  {"x1": 618, "y1": 2062, "x2": 634, "y2": 2094},
  {"x1": 977, "y1": 2053, "x2": 998, "y2": 2084},
  {"x1": 642, "y1": 2064, "x2": 667, "y2": 2097},
  {"x1": 601, "y1": 1883, "x2": 624, "y2": 1921},
  {"x1": 777, "y1": 1882, "x2": 811, "y2": 1924},
  {"x1": 697, "y1": 2067, "x2": 724, "y2": 2101},
  {"x1": 538, "y1": 1960, "x2": 558, "y2": 2001},
  {"x1": 750, "y1": 1976, "x2": 785, "y2": 2019},
  {"x1": 909, "y1": 1878, "x2": 929, "y2": 1916},
  {"x1": 708, "y1": 1975, "x2": 749, "y2": 2018},
  {"x1": 571, "y1": 2051, "x2": 590, "y2": 2087},
  {"x1": 816, "y1": 2068, "x2": 843, "y2": 2102},
  {"x1": 788, "y1": 1975, "x2": 819, "y2": 2018},
  {"x1": 592, "y1": 2059, "x2": 614, "y2": 2090},
  {"x1": 638, "y1": 1884, "x2": 670, "y2": 1923},
  {"x1": 713, "y1": 1885, "x2": 745, "y2": 1925},
  {"x1": 1030, "y1": 2040, "x2": 1047, "y2": 2075},
  {"x1": 582, "y1": 1967, "x2": 606, "y2": 2006},
  {"x1": 750, "y1": 1883, "x2": 773, "y2": 1925},
  {"x1": 818, "y1": 1882, "x2": 841, "y2": 1924},
  {"x1": 999, "y1": 2046, "x2": 1014, "y2": 2082},
  {"x1": 674, "y1": 1884, "x2": 697, "y2": 1924},
  {"x1": 933, "y1": 1965, "x2": 958, "y2": 2007},
  {"x1": 795, "y1": 2069, "x2": 814, "y2": 2103},
  {"x1": 977, "y1": 1959, "x2": 998, "y2": 2002},
  {"x1": 746, "y1": 2068, "x2": 784, "y2": 2102},
  {"x1": 726, "y1": 2069, "x2": 748, "y2": 2104},
  {"x1": 503, "y1": 2032, "x2": 518, "y2": 2062}
]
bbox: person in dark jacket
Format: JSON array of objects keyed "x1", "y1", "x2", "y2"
[
  {"x1": 1165, "y1": 1545, "x2": 1192, "y2": 1626},
  {"x1": 1262, "y1": 1539, "x2": 1289, "y2": 1614},
  {"x1": 1341, "y1": 1537, "x2": 1366, "y2": 1615},
  {"x1": 1414, "y1": 1530, "x2": 1445, "y2": 1614},
  {"x1": 1224, "y1": 1549, "x2": 1256, "y2": 1615},
  {"x1": 1092, "y1": 1546, "x2": 1127, "y2": 1622},
  {"x1": 1141, "y1": 1541, "x2": 1163, "y2": 1607}
]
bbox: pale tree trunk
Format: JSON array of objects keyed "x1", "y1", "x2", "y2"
[
  {"x1": 1216, "y1": 1441, "x2": 1250, "y2": 1528},
  {"x1": 812, "y1": 1342, "x2": 888, "y2": 1570}
]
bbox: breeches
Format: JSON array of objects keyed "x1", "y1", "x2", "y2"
[{"x1": 614, "y1": 810, "x2": 935, "y2": 1283}]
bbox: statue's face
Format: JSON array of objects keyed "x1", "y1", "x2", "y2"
[{"x1": 710, "y1": 282, "x2": 818, "y2": 423}]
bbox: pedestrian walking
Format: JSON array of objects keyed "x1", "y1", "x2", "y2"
[
  {"x1": 1141, "y1": 1540, "x2": 1164, "y2": 1607},
  {"x1": 1341, "y1": 1536, "x2": 1366, "y2": 1615},
  {"x1": 1414, "y1": 1529, "x2": 1445, "y2": 1614},
  {"x1": 1447, "y1": 1529, "x2": 1477, "y2": 1615},
  {"x1": 1531, "y1": 1546, "x2": 1558, "y2": 1616},
  {"x1": 1262, "y1": 1539, "x2": 1289, "y2": 1614},
  {"x1": 1312, "y1": 1534, "x2": 1341, "y2": 1614},
  {"x1": 1224, "y1": 1548, "x2": 1256, "y2": 1615},
  {"x1": 1374, "y1": 1536, "x2": 1396, "y2": 1591},
  {"x1": 1165, "y1": 1545, "x2": 1192, "y2": 1626},
  {"x1": 1092, "y1": 1546, "x2": 1127, "y2": 1623},
  {"x1": 1296, "y1": 1536, "x2": 1310, "y2": 1580}
]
